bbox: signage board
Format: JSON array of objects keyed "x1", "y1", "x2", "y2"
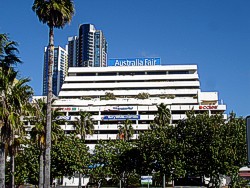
[
  {"x1": 102, "y1": 115, "x2": 140, "y2": 120},
  {"x1": 108, "y1": 58, "x2": 161, "y2": 67},
  {"x1": 55, "y1": 116, "x2": 71, "y2": 121},
  {"x1": 141, "y1": 176, "x2": 152, "y2": 185},
  {"x1": 105, "y1": 106, "x2": 134, "y2": 111},
  {"x1": 57, "y1": 107, "x2": 78, "y2": 112},
  {"x1": 199, "y1": 105, "x2": 218, "y2": 110}
]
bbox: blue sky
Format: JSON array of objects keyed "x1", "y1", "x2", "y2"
[{"x1": 0, "y1": 0, "x2": 250, "y2": 117}]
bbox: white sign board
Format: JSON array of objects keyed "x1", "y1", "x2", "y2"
[{"x1": 141, "y1": 176, "x2": 152, "y2": 185}]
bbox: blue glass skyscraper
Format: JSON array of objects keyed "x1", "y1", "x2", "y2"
[{"x1": 68, "y1": 24, "x2": 107, "y2": 67}]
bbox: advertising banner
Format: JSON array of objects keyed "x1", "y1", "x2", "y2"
[
  {"x1": 104, "y1": 106, "x2": 134, "y2": 111},
  {"x1": 108, "y1": 58, "x2": 161, "y2": 67},
  {"x1": 102, "y1": 115, "x2": 140, "y2": 120}
]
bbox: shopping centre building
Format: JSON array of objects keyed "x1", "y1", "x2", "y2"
[{"x1": 45, "y1": 58, "x2": 227, "y2": 150}]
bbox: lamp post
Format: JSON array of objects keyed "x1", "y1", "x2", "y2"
[{"x1": 170, "y1": 168, "x2": 175, "y2": 188}]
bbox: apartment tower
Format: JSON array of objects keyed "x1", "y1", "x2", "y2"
[{"x1": 67, "y1": 24, "x2": 108, "y2": 67}]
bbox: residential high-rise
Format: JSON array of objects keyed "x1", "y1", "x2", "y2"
[
  {"x1": 43, "y1": 46, "x2": 68, "y2": 96},
  {"x1": 67, "y1": 24, "x2": 108, "y2": 68},
  {"x1": 77, "y1": 24, "x2": 107, "y2": 67}
]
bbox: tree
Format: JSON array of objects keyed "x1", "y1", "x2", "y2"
[
  {"x1": 73, "y1": 111, "x2": 94, "y2": 187},
  {"x1": 137, "y1": 103, "x2": 183, "y2": 186},
  {"x1": 32, "y1": 1, "x2": 74, "y2": 186},
  {"x1": 14, "y1": 134, "x2": 90, "y2": 186},
  {"x1": 73, "y1": 111, "x2": 94, "y2": 141},
  {"x1": 175, "y1": 111, "x2": 226, "y2": 187},
  {"x1": 118, "y1": 119, "x2": 134, "y2": 141},
  {"x1": 219, "y1": 112, "x2": 247, "y2": 187},
  {"x1": 92, "y1": 140, "x2": 138, "y2": 187},
  {"x1": 0, "y1": 34, "x2": 33, "y2": 188},
  {"x1": 28, "y1": 98, "x2": 66, "y2": 187}
]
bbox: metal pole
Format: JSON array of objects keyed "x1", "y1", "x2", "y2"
[
  {"x1": 120, "y1": 179, "x2": 122, "y2": 188},
  {"x1": 163, "y1": 174, "x2": 165, "y2": 188},
  {"x1": 148, "y1": 174, "x2": 149, "y2": 188}
]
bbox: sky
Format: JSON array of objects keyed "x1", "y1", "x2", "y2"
[{"x1": 0, "y1": 0, "x2": 250, "y2": 117}]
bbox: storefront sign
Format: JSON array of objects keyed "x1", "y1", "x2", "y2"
[
  {"x1": 58, "y1": 107, "x2": 78, "y2": 111},
  {"x1": 55, "y1": 116, "x2": 71, "y2": 121},
  {"x1": 106, "y1": 107, "x2": 134, "y2": 111},
  {"x1": 199, "y1": 105, "x2": 218, "y2": 110},
  {"x1": 108, "y1": 58, "x2": 161, "y2": 67},
  {"x1": 102, "y1": 115, "x2": 140, "y2": 120}
]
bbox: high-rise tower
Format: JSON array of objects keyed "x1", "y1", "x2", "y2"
[
  {"x1": 43, "y1": 46, "x2": 68, "y2": 96},
  {"x1": 78, "y1": 24, "x2": 107, "y2": 67}
]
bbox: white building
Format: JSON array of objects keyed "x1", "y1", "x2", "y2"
[{"x1": 51, "y1": 63, "x2": 226, "y2": 150}]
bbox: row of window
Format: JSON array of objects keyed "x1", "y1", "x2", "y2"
[{"x1": 75, "y1": 70, "x2": 192, "y2": 76}]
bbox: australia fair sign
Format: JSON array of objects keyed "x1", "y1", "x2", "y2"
[{"x1": 108, "y1": 58, "x2": 161, "y2": 67}]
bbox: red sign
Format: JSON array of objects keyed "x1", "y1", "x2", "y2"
[{"x1": 199, "y1": 105, "x2": 218, "y2": 110}]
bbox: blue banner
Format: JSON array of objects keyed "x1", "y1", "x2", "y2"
[
  {"x1": 102, "y1": 115, "x2": 140, "y2": 120},
  {"x1": 108, "y1": 58, "x2": 161, "y2": 67}
]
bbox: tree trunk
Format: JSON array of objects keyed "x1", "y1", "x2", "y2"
[
  {"x1": 44, "y1": 26, "x2": 54, "y2": 188},
  {"x1": 10, "y1": 147, "x2": 14, "y2": 188},
  {"x1": 10, "y1": 132, "x2": 15, "y2": 188},
  {"x1": 0, "y1": 143, "x2": 5, "y2": 188},
  {"x1": 78, "y1": 172, "x2": 82, "y2": 188},
  {"x1": 39, "y1": 150, "x2": 44, "y2": 188}
]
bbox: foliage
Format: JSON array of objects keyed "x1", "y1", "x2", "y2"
[
  {"x1": 118, "y1": 119, "x2": 134, "y2": 141},
  {"x1": 14, "y1": 134, "x2": 90, "y2": 185},
  {"x1": 73, "y1": 111, "x2": 94, "y2": 141},
  {"x1": 136, "y1": 92, "x2": 150, "y2": 99},
  {"x1": 32, "y1": 0, "x2": 75, "y2": 29},
  {"x1": 102, "y1": 92, "x2": 116, "y2": 100},
  {"x1": 175, "y1": 111, "x2": 248, "y2": 187},
  {"x1": 0, "y1": 33, "x2": 33, "y2": 187},
  {"x1": 91, "y1": 140, "x2": 138, "y2": 186}
]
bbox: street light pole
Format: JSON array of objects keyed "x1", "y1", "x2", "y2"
[{"x1": 163, "y1": 174, "x2": 165, "y2": 188}]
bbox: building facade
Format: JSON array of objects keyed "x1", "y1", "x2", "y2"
[
  {"x1": 50, "y1": 63, "x2": 226, "y2": 150},
  {"x1": 43, "y1": 46, "x2": 68, "y2": 96}
]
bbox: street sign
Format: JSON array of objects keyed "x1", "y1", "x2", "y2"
[{"x1": 141, "y1": 176, "x2": 152, "y2": 185}]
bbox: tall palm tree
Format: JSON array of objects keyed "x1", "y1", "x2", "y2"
[
  {"x1": 118, "y1": 119, "x2": 134, "y2": 141},
  {"x1": 0, "y1": 34, "x2": 33, "y2": 188},
  {"x1": 28, "y1": 98, "x2": 65, "y2": 188},
  {"x1": 73, "y1": 111, "x2": 94, "y2": 188},
  {"x1": 28, "y1": 98, "x2": 46, "y2": 188},
  {"x1": 32, "y1": 1, "x2": 74, "y2": 186},
  {"x1": 8, "y1": 76, "x2": 33, "y2": 188}
]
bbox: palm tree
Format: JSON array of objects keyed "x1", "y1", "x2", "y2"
[
  {"x1": 0, "y1": 34, "x2": 33, "y2": 188},
  {"x1": 28, "y1": 98, "x2": 65, "y2": 188},
  {"x1": 8, "y1": 77, "x2": 33, "y2": 188},
  {"x1": 73, "y1": 111, "x2": 94, "y2": 188},
  {"x1": 151, "y1": 103, "x2": 171, "y2": 129},
  {"x1": 118, "y1": 119, "x2": 134, "y2": 141},
  {"x1": 74, "y1": 111, "x2": 94, "y2": 141},
  {"x1": 32, "y1": 1, "x2": 74, "y2": 186},
  {"x1": 28, "y1": 98, "x2": 46, "y2": 188}
]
